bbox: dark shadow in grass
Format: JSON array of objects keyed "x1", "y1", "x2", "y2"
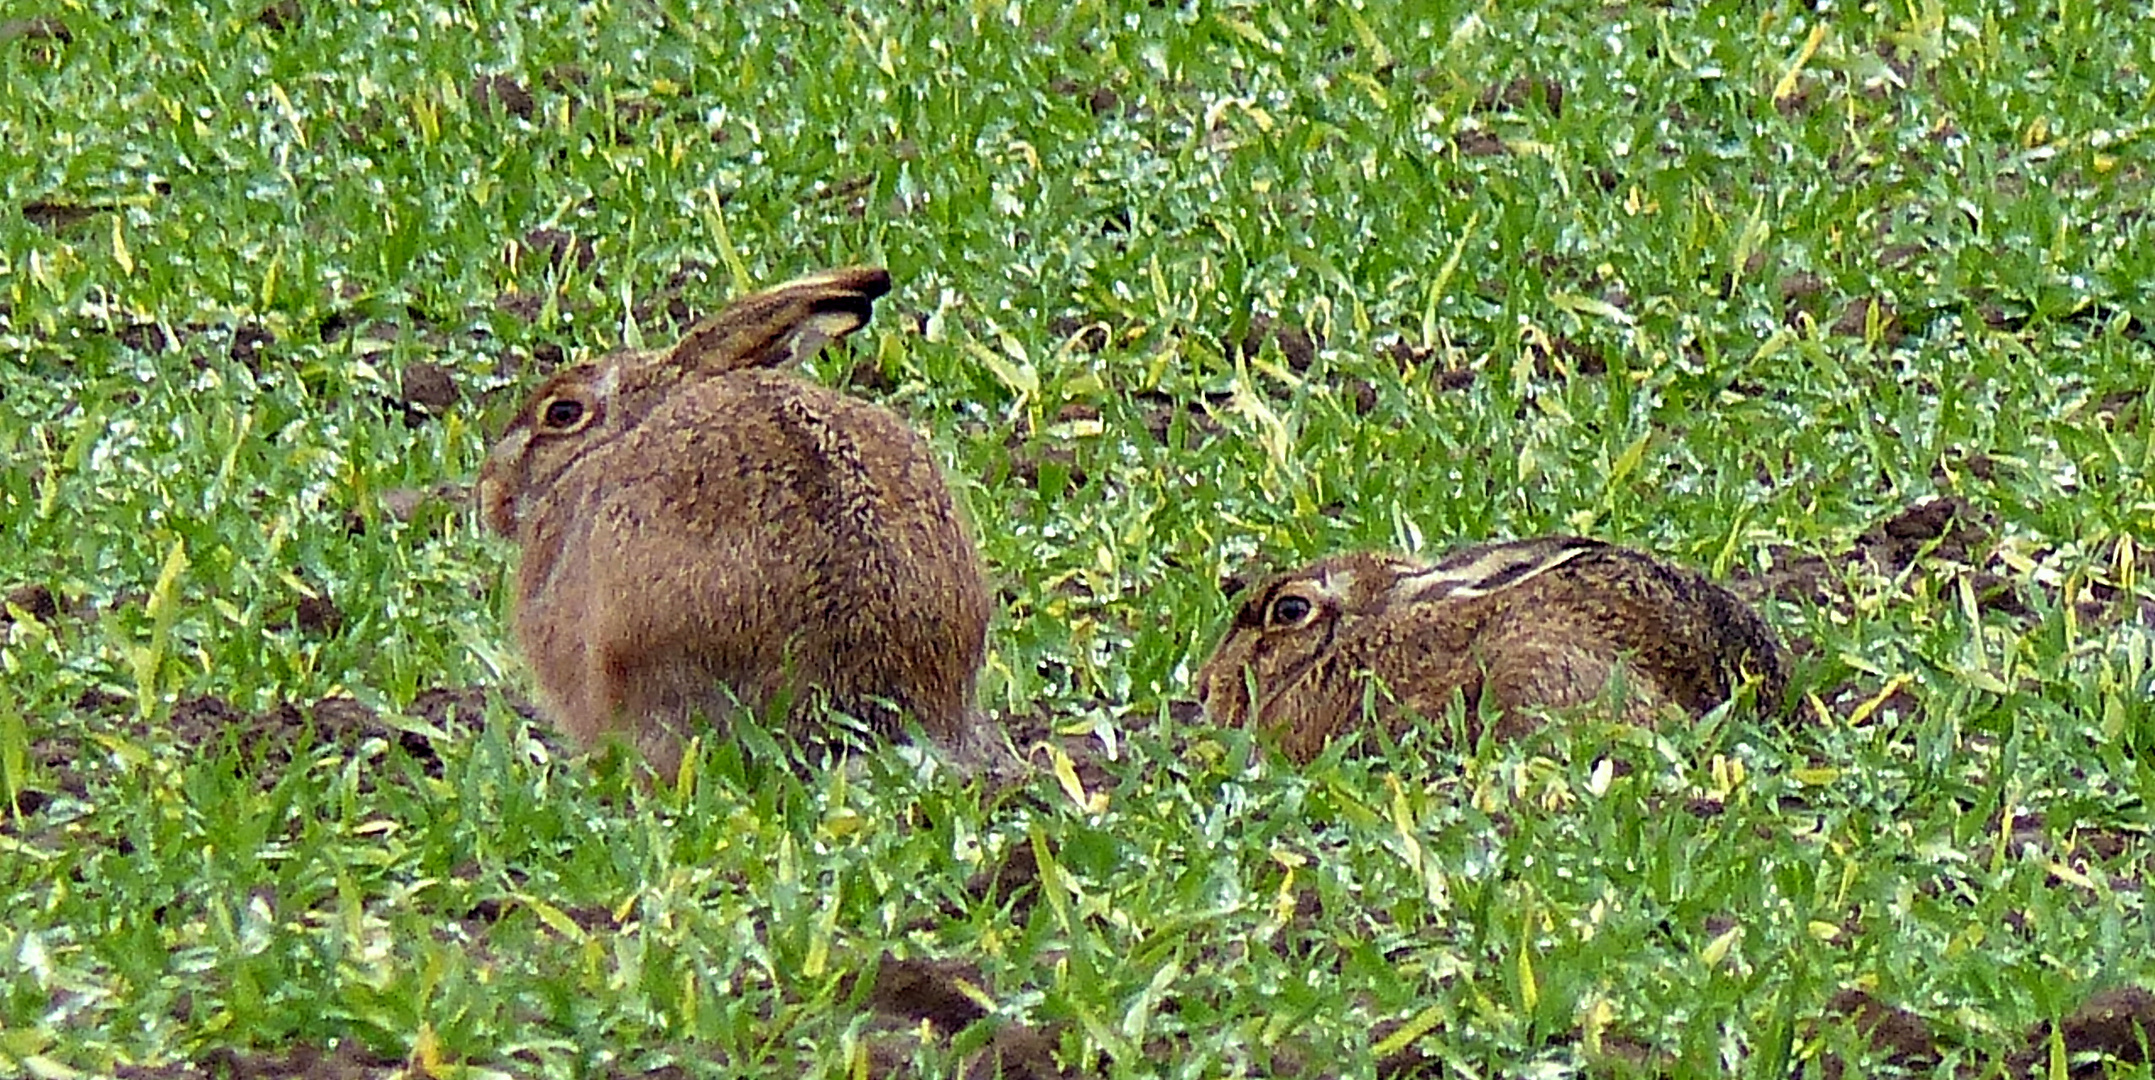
[
  {"x1": 396, "y1": 360, "x2": 461, "y2": 422},
  {"x1": 958, "y1": 841, "x2": 1044, "y2": 923},
  {"x1": 467, "y1": 74, "x2": 536, "y2": 120},
  {"x1": 1996, "y1": 811, "x2": 2152, "y2": 896},
  {"x1": 1812, "y1": 989, "x2": 1943, "y2": 1077},
  {"x1": 1729, "y1": 495, "x2": 2006, "y2": 612},
  {"x1": 20, "y1": 685, "x2": 544, "y2": 811},
  {"x1": 919, "y1": 699, "x2": 1132, "y2": 926},
  {"x1": 1733, "y1": 493, "x2": 2153, "y2": 724},
  {"x1": 255, "y1": 0, "x2": 300, "y2": 33},
  {"x1": 20, "y1": 198, "x2": 108, "y2": 231},
  {"x1": 461, "y1": 890, "x2": 618, "y2": 936},
  {"x1": 3, "y1": 582, "x2": 60, "y2": 622},
  {"x1": 1, "y1": 14, "x2": 70, "y2": 65},
  {"x1": 1593, "y1": 984, "x2": 2155, "y2": 1079},
  {"x1": 1045, "y1": 77, "x2": 1125, "y2": 119},
  {"x1": 1045, "y1": 314, "x2": 1111, "y2": 355},
  {"x1": 846, "y1": 955, "x2": 1073, "y2": 1080},
  {"x1": 166, "y1": 694, "x2": 443, "y2": 784},
  {"x1": 1473, "y1": 75, "x2": 1565, "y2": 119},
  {"x1": 112, "y1": 1040, "x2": 400, "y2": 1080},
  {"x1": 2040, "y1": 985, "x2": 2155, "y2": 1074},
  {"x1": 1224, "y1": 312, "x2": 1320, "y2": 373}
]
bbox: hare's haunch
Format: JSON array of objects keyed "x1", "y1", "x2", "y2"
[
  {"x1": 1195, "y1": 536, "x2": 1787, "y2": 762},
  {"x1": 479, "y1": 267, "x2": 996, "y2": 778}
]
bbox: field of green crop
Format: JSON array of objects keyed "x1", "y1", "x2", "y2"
[{"x1": 4, "y1": 1, "x2": 2153, "y2": 1076}]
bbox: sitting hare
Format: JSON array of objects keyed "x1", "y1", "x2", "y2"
[
  {"x1": 1195, "y1": 536, "x2": 1788, "y2": 762},
  {"x1": 478, "y1": 266, "x2": 997, "y2": 778}
]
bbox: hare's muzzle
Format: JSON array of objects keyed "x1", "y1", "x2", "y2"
[
  {"x1": 475, "y1": 476, "x2": 516, "y2": 537},
  {"x1": 475, "y1": 430, "x2": 530, "y2": 537},
  {"x1": 1192, "y1": 660, "x2": 1233, "y2": 720}
]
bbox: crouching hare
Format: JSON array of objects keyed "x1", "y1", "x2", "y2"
[
  {"x1": 1195, "y1": 536, "x2": 1788, "y2": 763},
  {"x1": 479, "y1": 266, "x2": 997, "y2": 778}
]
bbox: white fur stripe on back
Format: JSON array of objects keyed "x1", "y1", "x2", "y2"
[{"x1": 1400, "y1": 539, "x2": 1599, "y2": 603}]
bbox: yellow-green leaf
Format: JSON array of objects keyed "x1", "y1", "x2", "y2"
[
  {"x1": 1701, "y1": 924, "x2": 1742, "y2": 967},
  {"x1": 111, "y1": 216, "x2": 133, "y2": 276},
  {"x1": 1372, "y1": 1002, "x2": 1445, "y2": 1058}
]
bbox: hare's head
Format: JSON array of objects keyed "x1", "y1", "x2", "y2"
[
  {"x1": 1193, "y1": 551, "x2": 1418, "y2": 730},
  {"x1": 478, "y1": 266, "x2": 893, "y2": 537}
]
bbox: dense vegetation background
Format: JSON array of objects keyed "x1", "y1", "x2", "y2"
[{"x1": 2, "y1": 1, "x2": 2151, "y2": 1076}]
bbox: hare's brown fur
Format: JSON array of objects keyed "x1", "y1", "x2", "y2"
[
  {"x1": 1195, "y1": 537, "x2": 1787, "y2": 762},
  {"x1": 479, "y1": 267, "x2": 995, "y2": 778}
]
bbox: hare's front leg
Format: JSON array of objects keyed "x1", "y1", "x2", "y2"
[
  {"x1": 1475, "y1": 623, "x2": 1665, "y2": 738},
  {"x1": 590, "y1": 640, "x2": 763, "y2": 782}
]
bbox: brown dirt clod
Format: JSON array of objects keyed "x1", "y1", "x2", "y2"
[
  {"x1": 1830, "y1": 296, "x2": 1902, "y2": 342},
  {"x1": 1474, "y1": 75, "x2": 1564, "y2": 118},
  {"x1": 256, "y1": 0, "x2": 301, "y2": 32},
  {"x1": 399, "y1": 361, "x2": 461, "y2": 416},
  {"x1": 117, "y1": 322, "x2": 172, "y2": 354},
  {"x1": 1863, "y1": 495, "x2": 1989, "y2": 569},
  {"x1": 522, "y1": 227, "x2": 595, "y2": 272},
  {"x1": 377, "y1": 484, "x2": 460, "y2": 524},
  {"x1": 865, "y1": 955, "x2": 989, "y2": 1031},
  {"x1": 1226, "y1": 313, "x2": 1320, "y2": 372},
  {"x1": 965, "y1": 843, "x2": 1042, "y2": 914},
  {"x1": 541, "y1": 63, "x2": 588, "y2": 92},
  {"x1": 20, "y1": 200, "x2": 106, "y2": 231},
  {"x1": 494, "y1": 290, "x2": 546, "y2": 324},
  {"x1": 853, "y1": 955, "x2": 1072, "y2": 1080},
  {"x1": 1004, "y1": 442, "x2": 1086, "y2": 490},
  {"x1": 1383, "y1": 338, "x2": 1433, "y2": 370},
  {"x1": 230, "y1": 325, "x2": 276, "y2": 365},
  {"x1": 1046, "y1": 314, "x2": 1111, "y2": 354},
  {"x1": 469, "y1": 74, "x2": 536, "y2": 119},
  {"x1": 1778, "y1": 273, "x2": 1827, "y2": 302},
  {"x1": 1346, "y1": 377, "x2": 1379, "y2": 415},
  {"x1": 0, "y1": 15, "x2": 68, "y2": 61},
  {"x1": 1822, "y1": 989, "x2": 1943, "y2": 1072},
  {"x1": 845, "y1": 360, "x2": 898, "y2": 394},
  {"x1": 288, "y1": 593, "x2": 344, "y2": 636},
  {"x1": 1532, "y1": 335, "x2": 1609, "y2": 378},
  {"x1": 0, "y1": 15, "x2": 69, "y2": 45},
  {"x1": 2057, "y1": 985, "x2": 2155, "y2": 1064},
  {"x1": 409, "y1": 685, "x2": 525, "y2": 728},
  {"x1": 1452, "y1": 129, "x2": 1508, "y2": 156},
  {"x1": 4, "y1": 584, "x2": 58, "y2": 622}
]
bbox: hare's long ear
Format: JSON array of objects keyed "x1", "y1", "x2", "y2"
[{"x1": 667, "y1": 266, "x2": 893, "y2": 373}]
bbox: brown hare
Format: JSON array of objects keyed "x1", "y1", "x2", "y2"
[
  {"x1": 478, "y1": 266, "x2": 997, "y2": 779},
  {"x1": 1194, "y1": 536, "x2": 1788, "y2": 763}
]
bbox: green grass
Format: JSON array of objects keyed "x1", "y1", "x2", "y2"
[{"x1": 3, "y1": 0, "x2": 2153, "y2": 1076}]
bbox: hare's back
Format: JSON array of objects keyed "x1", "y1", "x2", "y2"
[
  {"x1": 562, "y1": 365, "x2": 984, "y2": 663},
  {"x1": 609, "y1": 370, "x2": 961, "y2": 535},
  {"x1": 1491, "y1": 547, "x2": 1782, "y2": 709}
]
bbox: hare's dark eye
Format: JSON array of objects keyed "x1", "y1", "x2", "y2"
[
  {"x1": 541, "y1": 398, "x2": 586, "y2": 430},
  {"x1": 1268, "y1": 594, "x2": 1314, "y2": 626}
]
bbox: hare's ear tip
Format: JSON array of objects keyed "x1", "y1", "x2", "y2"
[
  {"x1": 846, "y1": 264, "x2": 893, "y2": 289},
  {"x1": 802, "y1": 264, "x2": 892, "y2": 298},
  {"x1": 794, "y1": 266, "x2": 893, "y2": 337}
]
